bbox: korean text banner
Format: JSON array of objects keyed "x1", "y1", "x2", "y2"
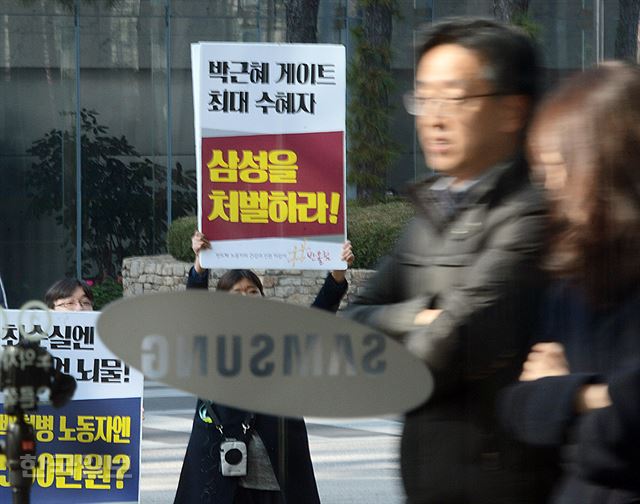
[
  {"x1": 192, "y1": 42, "x2": 346, "y2": 270},
  {"x1": 0, "y1": 310, "x2": 143, "y2": 504}
]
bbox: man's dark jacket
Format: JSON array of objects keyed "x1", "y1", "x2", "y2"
[{"x1": 344, "y1": 158, "x2": 557, "y2": 504}]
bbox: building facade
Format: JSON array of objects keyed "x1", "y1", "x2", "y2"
[{"x1": 0, "y1": 0, "x2": 630, "y2": 304}]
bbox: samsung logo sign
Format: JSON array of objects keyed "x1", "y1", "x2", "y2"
[{"x1": 97, "y1": 291, "x2": 433, "y2": 417}]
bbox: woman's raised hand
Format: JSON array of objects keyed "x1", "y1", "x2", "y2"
[
  {"x1": 330, "y1": 240, "x2": 354, "y2": 283},
  {"x1": 192, "y1": 230, "x2": 211, "y2": 274}
]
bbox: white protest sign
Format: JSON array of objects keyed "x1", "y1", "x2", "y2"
[{"x1": 192, "y1": 42, "x2": 347, "y2": 270}]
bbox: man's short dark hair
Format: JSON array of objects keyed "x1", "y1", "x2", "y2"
[{"x1": 416, "y1": 18, "x2": 541, "y2": 100}]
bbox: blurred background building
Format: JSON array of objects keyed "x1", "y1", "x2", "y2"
[{"x1": 0, "y1": 0, "x2": 635, "y2": 305}]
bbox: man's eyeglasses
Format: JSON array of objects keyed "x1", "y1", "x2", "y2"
[
  {"x1": 403, "y1": 91, "x2": 504, "y2": 117},
  {"x1": 54, "y1": 299, "x2": 94, "y2": 309}
]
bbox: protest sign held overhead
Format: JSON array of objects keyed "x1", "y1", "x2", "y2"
[{"x1": 191, "y1": 42, "x2": 346, "y2": 270}]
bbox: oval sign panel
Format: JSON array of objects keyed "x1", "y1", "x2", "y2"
[{"x1": 97, "y1": 291, "x2": 433, "y2": 417}]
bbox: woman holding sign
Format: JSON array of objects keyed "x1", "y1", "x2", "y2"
[{"x1": 174, "y1": 231, "x2": 353, "y2": 504}]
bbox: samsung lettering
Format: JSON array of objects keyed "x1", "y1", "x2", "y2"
[{"x1": 141, "y1": 332, "x2": 386, "y2": 380}]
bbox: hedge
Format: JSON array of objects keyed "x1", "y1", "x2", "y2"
[
  {"x1": 166, "y1": 215, "x2": 198, "y2": 263},
  {"x1": 166, "y1": 200, "x2": 414, "y2": 269},
  {"x1": 92, "y1": 277, "x2": 124, "y2": 310},
  {"x1": 347, "y1": 200, "x2": 414, "y2": 269}
]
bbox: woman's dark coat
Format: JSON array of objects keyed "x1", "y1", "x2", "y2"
[
  {"x1": 173, "y1": 268, "x2": 347, "y2": 504},
  {"x1": 500, "y1": 283, "x2": 640, "y2": 504}
]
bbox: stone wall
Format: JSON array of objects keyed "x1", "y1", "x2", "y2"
[{"x1": 122, "y1": 255, "x2": 376, "y2": 308}]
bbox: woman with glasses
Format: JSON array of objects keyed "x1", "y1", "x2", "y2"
[
  {"x1": 500, "y1": 62, "x2": 640, "y2": 503},
  {"x1": 45, "y1": 278, "x2": 94, "y2": 311},
  {"x1": 174, "y1": 231, "x2": 354, "y2": 504}
]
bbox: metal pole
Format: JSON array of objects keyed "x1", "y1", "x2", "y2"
[
  {"x1": 595, "y1": 0, "x2": 605, "y2": 64},
  {"x1": 165, "y1": 0, "x2": 173, "y2": 226},
  {"x1": 74, "y1": 0, "x2": 82, "y2": 279}
]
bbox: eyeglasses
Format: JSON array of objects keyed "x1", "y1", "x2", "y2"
[
  {"x1": 403, "y1": 91, "x2": 504, "y2": 117},
  {"x1": 54, "y1": 299, "x2": 94, "y2": 310}
]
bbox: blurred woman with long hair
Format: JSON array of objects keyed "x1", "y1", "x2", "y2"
[{"x1": 501, "y1": 62, "x2": 640, "y2": 503}]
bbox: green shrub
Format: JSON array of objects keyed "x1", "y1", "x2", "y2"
[
  {"x1": 92, "y1": 277, "x2": 124, "y2": 311},
  {"x1": 167, "y1": 215, "x2": 197, "y2": 263},
  {"x1": 165, "y1": 202, "x2": 414, "y2": 270},
  {"x1": 347, "y1": 200, "x2": 414, "y2": 269}
]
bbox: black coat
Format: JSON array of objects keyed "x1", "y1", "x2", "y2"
[
  {"x1": 500, "y1": 284, "x2": 640, "y2": 504},
  {"x1": 173, "y1": 268, "x2": 347, "y2": 504},
  {"x1": 344, "y1": 159, "x2": 558, "y2": 503}
]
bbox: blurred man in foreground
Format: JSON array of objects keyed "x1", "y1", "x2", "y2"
[{"x1": 345, "y1": 18, "x2": 555, "y2": 504}]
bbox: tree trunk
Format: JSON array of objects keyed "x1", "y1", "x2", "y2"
[
  {"x1": 284, "y1": 0, "x2": 320, "y2": 43},
  {"x1": 615, "y1": 0, "x2": 640, "y2": 61},
  {"x1": 493, "y1": 0, "x2": 529, "y2": 23},
  {"x1": 360, "y1": 2, "x2": 393, "y2": 201},
  {"x1": 363, "y1": 2, "x2": 393, "y2": 52},
  {"x1": 348, "y1": 0, "x2": 395, "y2": 201}
]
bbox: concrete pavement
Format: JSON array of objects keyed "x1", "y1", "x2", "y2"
[{"x1": 141, "y1": 381, "x2": 405, "y2": 503}]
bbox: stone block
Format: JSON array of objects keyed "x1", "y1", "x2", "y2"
[
  {"x1": 286, "y1": 293, "x2": 312, "y2": 306},
  {"x1": 261, "y1": 275, "x2": 277, "y2": 288},
  {"x1": 262, "y1": 287, "x2": 276, "y2": 298},
  {"x1": 274, "y1": 286, "x2": 296, "y2": 298},
  {"x1": 279, "y1": 277, "x2": 302, "y2": 286}
]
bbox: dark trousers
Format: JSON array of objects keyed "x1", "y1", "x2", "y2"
[{"x1": 234, "y1": 487, "x2": 284, "y2": 504}]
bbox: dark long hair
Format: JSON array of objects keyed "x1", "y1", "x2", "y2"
[
  {"x1": 528, "y1": 62, "x2": 640, "y2": 306},
  {"x1": 44, "y1": 278, "x2": 94, "y2": 309},
  {"x1": 216, "y1": 269, "x2": 264, "y2": 296}
]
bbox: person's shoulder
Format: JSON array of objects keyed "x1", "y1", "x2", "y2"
[
  {"x1": 466, "y1": 156, "x2": 543, "y2": 213},
  {"x1": 484, "y1": 165, "x2": 547, "y2": 241},
  {"x1": 498, "y1": 161, "x2": 546, "y2": 214},
  {"x1": 509, "y1": 178, "x2": 546, "y2": 211}
]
